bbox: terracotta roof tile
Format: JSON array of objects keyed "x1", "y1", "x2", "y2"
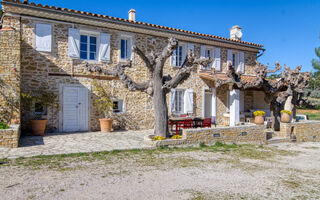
[{"x1": 4, "y1": 0, "x2": 263, "y2": 48}]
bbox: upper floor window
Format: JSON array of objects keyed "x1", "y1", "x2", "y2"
[
  {"x1": 120, "y1": 36, "x2": 132, "y2": 60},
  {"x1": 228, "y1": 49, "x2": 245, "y2": 73},
  {"x1": 80, "y1": 35, "x2": 97, "y2": 60},
  {"x1": 176, "y1": 45, "x2": 184, "y2": 67}
]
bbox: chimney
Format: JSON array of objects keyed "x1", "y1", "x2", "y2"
[
  {"x1": 230, "y1": 25, "x2": 242, "y2": 41},
  {"x1": 128, "y1": 9, "x2": 136, "y2": 22}
]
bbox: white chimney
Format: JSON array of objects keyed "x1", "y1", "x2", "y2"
[
  {"x1": 128, "y1": 9, "x2": 136, "y2": 22},
  {"x1": 230, "y1": 25, "x2": 242, "y2": 41}
]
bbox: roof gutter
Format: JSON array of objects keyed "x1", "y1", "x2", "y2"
[{"x1": 2, "y1": 1, "x2": 264, "y2": 50}]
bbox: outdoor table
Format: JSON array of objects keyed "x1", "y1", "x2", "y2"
[{"x1": 169, "y1": 117, "x2": 204, "y2": 135}]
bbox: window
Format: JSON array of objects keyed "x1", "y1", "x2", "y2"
[
  {"x1": 113, "y1": 100, "x2": 124, "y2": 113},
  {"x1": 120, "y1": 36, "x2": 132, "y2": 60},
  {"x1": 171, "y1": 89, "x2": 185, "y2": 114},
  {"x1": 232, "y1": 52, "x2": 239, "y2": 68},
  {"x1": 80, "y1": 35, "x2": 97, "y2": 60},
  {"x1": 205, "y1": 49, "x2": 212, "y2": 60},
  {"x1": 173, "y1": 45, "x2": 184, "y2": 67},
  {"x1": 34, "y1": 102, "x2": 47, "y2": 115}
]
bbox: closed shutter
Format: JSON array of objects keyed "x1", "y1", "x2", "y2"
[
  {"x1": 35, "y1": 23, "x2": 52, "y2": 52},
  {"x1": 212, "y1": 88, "x2": 217, "y2": 123},
  {"x1": 99, "y1": 33, "x2": 111, "y2": 61},
  {"x1": 171, "y1": 49, "x2": 177, "y2": 66},
  {"x1": 200, "y1": 45, "x2": 206, "y2": 69},
  {"x1": 68, "y1": 28, "x2": 80, "y2": 58},
  {"x1": 227, "y1": 49, "x2": 232, "y2": 70},
  {"x1": 239, "y1": 51, "x2": 245, "y2": 73},
  {"x1": 170, "y1": 89, "x2": 176, "y2": 113},
  {"x1": 214, "y1": 48, "x2": 221, "y2": 71},
  {"x1": 184, "y1": 89, "x2": 194, "y2": 113}
]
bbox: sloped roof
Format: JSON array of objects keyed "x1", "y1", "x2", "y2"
[{"x1": 2, "y1": 0, "x2": 263, "y2": 48}]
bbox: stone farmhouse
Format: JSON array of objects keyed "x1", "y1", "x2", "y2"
[{"x1": 0, "y1": 0, "x2": 270, "y2": 134}]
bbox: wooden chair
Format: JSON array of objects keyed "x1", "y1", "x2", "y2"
[{"x1": 202, "y1": 118, "x2": 212, "y2": 128}]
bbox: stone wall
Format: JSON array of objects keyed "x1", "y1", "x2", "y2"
[
  {"x1": 0, "y1": 28, "x2": 21, "y2": 125},
  {"x1": 280, "y1": 121, "x2": 320, "y2": 142},
  {"x1": 182, "y1": 124, "x2": 266, "y2": 145},
  {"x1": 0, "y1": 125, "x2": 20, "y2": 148},
  {"x1": 2, "y1": 14, "x2": 259, "y2": 133}
]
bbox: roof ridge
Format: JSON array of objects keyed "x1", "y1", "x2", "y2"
[{"x1": 4, "y1": 0, "x2": 263, "y2": 48}]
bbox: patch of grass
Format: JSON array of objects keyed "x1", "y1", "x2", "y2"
[{"x1": 0, "y1": 121, "x2": 9, "y2": 129}]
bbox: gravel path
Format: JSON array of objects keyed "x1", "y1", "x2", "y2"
[
  {"x1": 1, "y1": 142, "x2": 320, "y2": 200},
  {"x1": 0, "y1": 130, "x2": 153, "y2": 159}
]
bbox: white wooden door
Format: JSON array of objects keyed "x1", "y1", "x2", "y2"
[{"x1": 62, "y1": 86, "x2": 88, "y2": 132}]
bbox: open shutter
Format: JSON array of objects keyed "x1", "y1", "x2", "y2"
[
  {"x1": 214, "y1": 48, "x2": 221, "y2": 71},
  {"x1": 239, "y1": 51, "x2": 245, "y2": 73},
  {"x1": 128, "y1": 38, "x2": 133, "y2": 60},
  {"x1": 99, "y1": 33, "x2": 111, "y2": 61},
  {"x1": 227, "y1": 49, "x2": 232, "y2": 70},
  {"x1": 187, "y1": 43, "x2": 194, "y2": 54},
  {"x1": 171, "y1": 49, "x2": 177, "y2": 66},
  {"x1": 184, "y1": 89, "x2": 194, "y2": 113},
  {"x1": 200, "y1": 45, "x2": 206, "y2": 69},
  {"x1": 170, "y1": 89, "x2": 176, "y2": 114},
  {"x1": 68, "y1": 28, "x2": 80, "y2": 58},
  {"x1": 36, "y1": 23, "x2": 52, "y2": 52},
  {"x1": 210, "y1": 48, "x2": 215, "y2": 69}
]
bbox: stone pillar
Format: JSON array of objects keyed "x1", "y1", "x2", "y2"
[{"x1": 230, "y1": 89, "x2": 240, "y2": 126}]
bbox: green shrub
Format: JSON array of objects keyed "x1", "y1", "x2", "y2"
[{"x1": 0, "y1": 122, "x2": 9, "y2": 129}]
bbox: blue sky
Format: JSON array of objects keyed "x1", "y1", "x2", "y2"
[{"x1": 1, "y1": 0, "x2": 319, "y2": 72}]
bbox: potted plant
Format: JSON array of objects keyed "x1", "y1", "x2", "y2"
[
  {"x1": 21, "y1": 89, "x2": 57, "y2": 136},
  {"x1": 281, "y1": 110, "x2": 292, "y2": 123},
  {"x1": 253, "y1": 111, "x2": 265, "y2": 125},
  {"x1": 93, "y1": 81, "x2": 114, "y2": 132}
]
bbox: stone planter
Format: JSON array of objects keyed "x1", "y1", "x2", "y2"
[
  {"x1": 30, "y1": 120, "x2": 47, "y2": 136},
  {"x1": 254, "y1": 116, "x2": 264, "y2": 125},
  {"x1": 281, "y1": 113, "x2": 291, "y2": 123},
  {"x1": 99, "y1": 118, "x2": 113, "y2": 132}
]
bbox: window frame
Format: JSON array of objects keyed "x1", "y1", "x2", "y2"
[
  {"x1": 173, "y1": 89, "x2": 185, "y2": 114},
  {"x1": 79, "y1": 30, "x2": 100, "y2": 61},
  {"x1": 120, "y1": 35, "x2": 133, "y2": 61},
  {"x1": 204, "y1": 46, "x2": 214, "y2": 69},
  {"x1": 113, "y1": 99, "x2": 125, "y2": 113},
  {"x1": 231, "y1": 50, "x2": 240, "y2": 70}
]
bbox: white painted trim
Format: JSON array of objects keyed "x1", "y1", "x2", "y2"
[{"x1": 59, "y1": 84, "x2": 90, "y2": 132}]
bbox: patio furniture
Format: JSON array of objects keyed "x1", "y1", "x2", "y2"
[
  {"x1": 193, "y1": 117, "x2": 204, "y2": 128},
  {"x1": 180, "y1": 119, "x2": 193, "y2": 129},
  {"x1": 180, "y1": 114, "x2": 187, "y2": 117},
  {"x1": 202, "y1": 118, "x2": 212, "y2": 128}
]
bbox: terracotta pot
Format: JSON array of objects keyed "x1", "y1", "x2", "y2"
[
  {"x1": 99, "y1": 118, "x2": 113, "y2": 132},
  {"x1": 281, "y1": 113, "x2": 291, "y2": 123},
  {"x1": 30, "y1": 120, "x2": 47, "y2": 136},
  {"x1": 254, "y1": 116, "x2": 264, "y2": 125}
]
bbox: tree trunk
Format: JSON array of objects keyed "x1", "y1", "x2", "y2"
[
  {"x1": 271, "y1": 101, "x2": 281, "y2": 131},
  {"x1": 153, "y1": 77, "x2": 169, "y2": 138}
]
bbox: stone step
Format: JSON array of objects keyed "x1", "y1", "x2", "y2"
[{"x1": 267, "y1": 137, "x2": 290, "y2": 144}]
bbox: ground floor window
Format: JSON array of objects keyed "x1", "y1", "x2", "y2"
[{"x1": 113, "y1": 100, "x2": 124, "y2": 113}]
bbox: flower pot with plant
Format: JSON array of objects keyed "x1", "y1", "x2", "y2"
[
  {"x1": 253, "y1": 111, "x2": 265, "y2": 125},
  {"x1": 22, "y1": 88, "x2": 57, "y2": 136},
  {"x1": 93, "y1": 81, "x2": 114, "y2": 133},
  {"x1": 280, "y1": 110, "x2": 292, "y2": 123}
]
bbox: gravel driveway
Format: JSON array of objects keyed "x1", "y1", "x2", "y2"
[{"x1": 1, "y1": 142, "x2": 320, "y2": 200}]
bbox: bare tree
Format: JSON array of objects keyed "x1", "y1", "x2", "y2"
[
  {"x1": 214, "y1": 61, "x2": 311, "y2": 130},
  {"x1": 86, "y1": 38, "x2": 210, "y2": 137}
]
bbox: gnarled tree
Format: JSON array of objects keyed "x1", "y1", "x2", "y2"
[
  {"x1": 216, "y1": 61, "x2": 311, "y2": 130},
  {"x1": 85, "y1": 38, "x2": 210, "y2": 137}
]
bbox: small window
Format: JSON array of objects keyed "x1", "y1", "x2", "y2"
[
  {"x1": 80, "y1": 35, "x2": 97, "y2": 60},
  {"x1": 232, "y1": 52, "x2": 239, "y2": 68},
  {"x1": 174, "y1": 45, "x2": 184, "y2": 67},
  {"x1": 205, "y1": 49, "x2": 212, "y2": 59},
  {"x1": 34, "y1": 102, "x2": 47, "y2": 115},
  {"x1": 113, "y1": 100, "x2": 124, "y2": 113},
  {"x1": 120, "y1": 37, "x2": 132, "y2": 60}
]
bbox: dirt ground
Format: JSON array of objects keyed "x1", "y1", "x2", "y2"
[{"x1": 1, "y1": 142, "x2": 320, "y2": 200}]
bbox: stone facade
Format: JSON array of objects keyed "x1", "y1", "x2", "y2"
[
  {"x1": 1, "y1": 2, "x2": 266, "y2": 134},
  {"x1": 0, "y1": 125, "x2": 20, "y2": 148},
  {"x1": 280, "y1": 121, "x2": 320, "y2": 142},
  {"x1": 182, "y1": 124, "x2": 266, "y2": 145},
  {"x1": 0, "y1": 28, "x2": 21, "y2": 125}
]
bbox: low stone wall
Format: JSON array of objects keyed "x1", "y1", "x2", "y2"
[
  {"x1": 280, "y1": 121, "x2": 320, "y2": 142},
  {"x1": 182, "y1": 124, "x2": 266, "y2": 145},
  {"x1": 0, "y1": 125, "x2": 20, "y2": 148}
]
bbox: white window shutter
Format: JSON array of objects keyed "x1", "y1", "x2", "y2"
[
  {"x1": 171, "y1": 49, "x2": 177, "y2": 66},
  {"x1": 187, "y1": 43, "x2": 194, "y2": 54},
  {"x1": 170, "y1": 89, "x2": 176, "y2": 113},
  {"x1": 239, "y1": 51, "x2": 245, "y2": 73},
  {"x1": 36, "y1": 23, "x2": 52, "y2": 52},
  {"x1": 68, "y1": 28, "x2": 80, "y2": 58},
  {"x1": 214, "y1": 48, "x2": 221, "y2": 71},
  {"x1": 227, "y1": 49, "x2": 232, "y2": 70},
  {"x1": 99, "y1": 33, "x2": 111, "y2": 61},
  {"x1": 210, "y1": 48, "x2": 215, "y2": 69},
  {"x1": 212, "y1": 88, "x2": 217, "y2": 123},
  {"x1": 200, "y1": 45, "x2": 206, "y2": 69},
  {"x1": 128, "y1": 38, "x2": 133, "y2": 60},
  {"x1": 184, "y1": 89, "x2": 194, "y2": 113}
]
